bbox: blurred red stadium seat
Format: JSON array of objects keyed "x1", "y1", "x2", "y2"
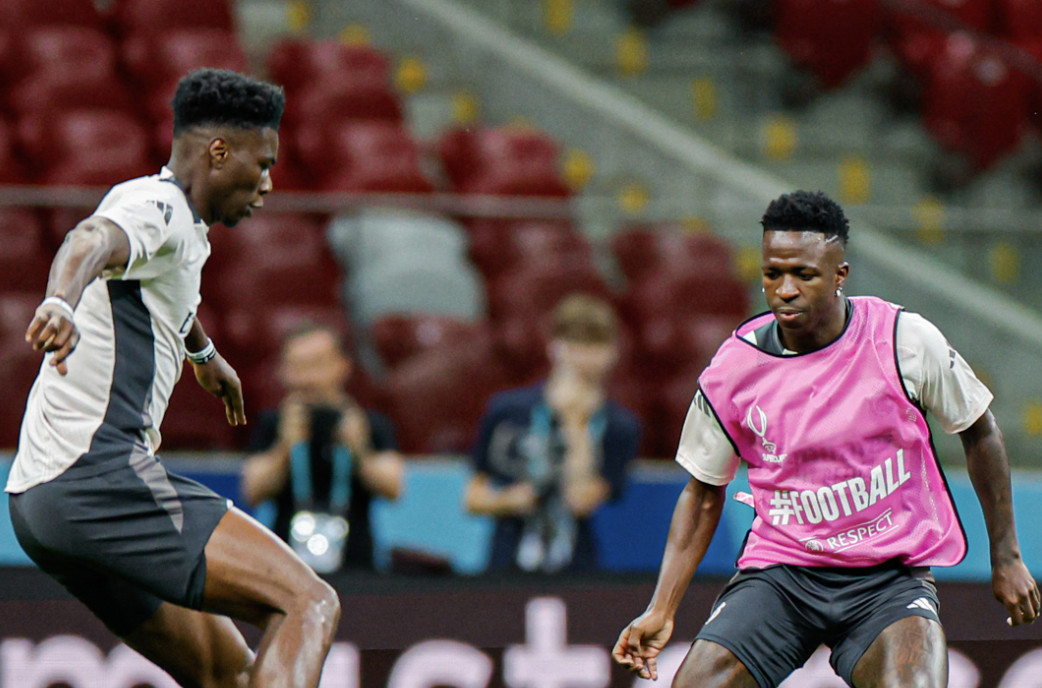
[
  {"x1": 220, "y1": 303, "x2": 352, "y2": 370},
  {"x1": 620, "y1": 271, "x2": 749, "y2": 326},
  {"x1": 635, "y1": 314, "x2": 735, "y2": 376},
  {"x1": 206, "y1": 217, "x2": 340, "y2": 313},
  {"x1": 0, "y1": 0, "x2": 104, "y2": 29},
  {"x1": 612, "y1": 224, "x2": 734, "y2": 285},
  {"x1": 0, "y1": 31, "x2": 14, "y2": 92},
  {"x1": 267, "y1": 39, "x2": 392, "y2": 94},
  {"x1": 6, "y1": 28, "x2": 133, "y2": 118},
  {"x1": 160, "y1": 370, "x2": 234, "y2": 450},
  {"x1": 285, "y1": 75, "x2": 403, "y2": 131},
  {"x1": 1000, "y1": 0, "x2": 1042, "y2": 38},
  {"x1": 113, "y1": 0, "x2": 234, "y2": 36},
  {"x1": 0, "y1": 118, "x2": 26, "y2": 184},
  {"x1": 438, "y1": 126, "x2": 571, "y2": 197},
  {"x1": 654, "y1": 365, "x2": 705, "y2": 459},
  {"x1": 371, "y1": 314, "x2": 486, "y2": 371},
  {"x1": 0, "y1": 293, "x2": 45, "y2": 447},
  {"x1": 486, "y1": 262, "x2": 611, "y2": 322},
  {"x1": 9, "y1": 27, "x2": 120, "y2": 85},
  {"x1": 883, "y1": 0, "x2": 995, "y2": 79},
  {"x1": 922, "y1": 35, "x2": 1028, "y2": 169},
  {"x1": 205, "y1": 212, "x2": 326, "y2": 273},
  {"x1": 384, "y1": 338, "x2": 512, "y2": 454},
  {"x1": 775, "y1": 0, "x2": 879, "y2": 89},
  {"x1": 319, "y1": 122, "x2": 434, "y2": 193},
  {"x1": 0, "y1": 208, "x2": 51, "y2": 292},
  {"x1": 490, "y1": 314, "x2": 552, "y2": 383},
  {"x1": 437, "y1": 127, "x2": 482, "y2": 189},
  {"x1": 125, "y1": 29, "x2": 249, "y2": 122},
  {"x1": 885, "y1": 0, "x2": 996, "y2": 36},
  {"x1": 468, "y1": 219, "x2": 591, "y2": 280},
  {"x1": 21, "y1": 110, "x2": 153, "y2": 186}
]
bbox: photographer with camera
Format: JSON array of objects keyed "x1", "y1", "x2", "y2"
[
  {"x1": 465, "y1": 294, "x2": 640, "y2": 574},
  {"x1": 242, "y1": 322, "x2": 403, "y2": 573}
]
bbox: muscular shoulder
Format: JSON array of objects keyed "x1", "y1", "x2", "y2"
[{"x1": 98, "y1": 174, "x2": 185, "y2": 214}]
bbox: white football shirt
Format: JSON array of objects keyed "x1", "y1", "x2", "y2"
[
  {"x1": 7, "y1": 168, "x2": 211, "y2": 493},
  {"x1": 675, "y1": 310, "x2": 994, "y2": 487}
]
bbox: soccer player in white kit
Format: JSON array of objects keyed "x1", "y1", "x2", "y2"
[{"x1": 8, "y1": 69, "x2": 340, "y2": 688}]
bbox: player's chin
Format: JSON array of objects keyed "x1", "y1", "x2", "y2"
[{"x1": 221, "y1": 211, "x2": 250, "y2": 228}]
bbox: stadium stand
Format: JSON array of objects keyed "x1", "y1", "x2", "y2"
[
  {"x1": 0, "y1": 119, "x2": 24, "y2": 184},
  {"x1": 0, "y1": 293, "x2": 43, "y2": 448},
  {"x1": 111, "y1": 0, "x2": 235, "y2": 36},
  {"x1": 0, "y1": 0, "x2": 757, "y2": 459},
  {"x1": 0, "y1": 0, "x2": 105, "y2": 29},
  {"x1": 0, "y1": 208, "x2": 50, "y2": 294}
]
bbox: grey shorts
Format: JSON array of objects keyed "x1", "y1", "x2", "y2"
[
  {"x1": 9, "y1": 453, "x2": 229, "y2": 637},
  {"x1": 695, "y1": 561, "x2": 942, "y2": 688}
]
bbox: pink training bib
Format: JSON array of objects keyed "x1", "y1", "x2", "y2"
[{"x1": 699, "y1": 296, "x2": 966, "y2": 569}]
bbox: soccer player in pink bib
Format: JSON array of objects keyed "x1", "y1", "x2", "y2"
[{"x1": 613, "y1": 190, "x2": 1040, "y2": 688}]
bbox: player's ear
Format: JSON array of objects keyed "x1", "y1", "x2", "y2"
[
  {"x1": 208, "y1": 138, "x2": 230, "y2": 169},
  {"x1": 836, "y1": 261, "x2": 850, "y2": 292}
]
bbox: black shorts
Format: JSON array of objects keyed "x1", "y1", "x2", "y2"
[
  {"x1": 8, "y1": 452, "x2": 229, "y2": 637},
  {"x1": 695, "y1": 561, "x2": 941, "y2": 688}
]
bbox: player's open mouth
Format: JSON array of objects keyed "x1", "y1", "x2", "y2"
[{"x1": 776, "y1": 309, "x2": 803, "y2": 322}]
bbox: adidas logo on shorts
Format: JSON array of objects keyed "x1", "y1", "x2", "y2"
[{"x1": 906, "y1": 597, "x2": 937, "y2": 614}]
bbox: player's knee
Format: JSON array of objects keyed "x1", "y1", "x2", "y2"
[{"x1": 297, "y1": 578, "x2": 340, "y2": 640}]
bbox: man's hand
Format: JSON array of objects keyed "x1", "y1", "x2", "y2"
[
  {"x1": 993, "y1": 558, "x2": 1041, "y2": 626},
  {"x1": 337, "y1": 404, "x2": 372, "y2": 458},
  {"x1": 25, "y1": 303, "x2": 80, "y2": 375},
  {"x1": 277, "y1": 396, "x2": 309, "y2": 446},
  {"x1": 612, "y1": 610, "x2": 674, "y2": 680},
  {"x1": 192, "y1": 353, "x2": 246, "y2": 426},
  {"x1": 500, "y1": 482, "x2": 539, "y2": 516}
]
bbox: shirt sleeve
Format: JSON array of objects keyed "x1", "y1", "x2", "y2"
[
  {"x1": 675, "y1": 390, "x2": 741, "y2": 485},
  {"x1": 93, "y1": 186, "x2": 181, "y2": 280},
  {"x1": 896, "y1": 312, "x2": 994, "y2": 434}
]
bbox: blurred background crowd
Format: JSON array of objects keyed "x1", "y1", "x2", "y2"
[{"x1": 2, "y1": 0, "x2": 1042, "y2": 577}]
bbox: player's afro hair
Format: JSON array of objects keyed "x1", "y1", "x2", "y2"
[
  {"x1": 172, "y1": 68, "x2": 285, "y2": 134},
  {"x1": 760, "y1": 190, "x2": 850, "y2": 246}
]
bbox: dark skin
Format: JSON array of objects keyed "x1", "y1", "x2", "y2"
[
  {"x1": 24, "y1": 125, "x2": 343, "y2": 688},
  {"x1": 613, "y1": 230, "x2": 1039, "y2": 687}
]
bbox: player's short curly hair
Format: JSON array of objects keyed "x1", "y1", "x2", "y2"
[
  {"x1": 761, "y1": 190, "x2": 850, "y2": 246},
  {"x1": 172, "y1": 68, "x2": 285, "y2": 134}
]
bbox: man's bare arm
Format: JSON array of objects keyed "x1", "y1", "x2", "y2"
[
  {"x1": 26, "y1": 218, "x2": 131, "y2": 373},
  {"x1": 613, "y1": 477, "x2": 726, "y2": 679},
  {"x1": 47, "y1": 217, "x2": 131, "y2": 307},
  {"x1": 961, "y1": 409, "x2": 1040, "y2": 626}
]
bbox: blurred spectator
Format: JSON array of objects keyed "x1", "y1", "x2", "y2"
[
  {"x1": 241, "y1": 322, "x2": 404, "y2": 573},
  {"x1": 466, "y1": 294, "x2": 641, "y2": 574}
]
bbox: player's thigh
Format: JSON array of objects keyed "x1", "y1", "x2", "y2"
[
  {"x1": 201, "y1": 507, "x2": 340, "y2": 628},
  {"x1": 850, "y1": 616, "x2": 946, "y2": 688},
  {"x1": 694, "y1": 570, "x2": 821, "y2": 688},
  {"x1": 122, "y1": 603, "x2": 254, "y2": 688},
  {"x1": 674, "y1": 639, "x2": 760, "y2": 688}
]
